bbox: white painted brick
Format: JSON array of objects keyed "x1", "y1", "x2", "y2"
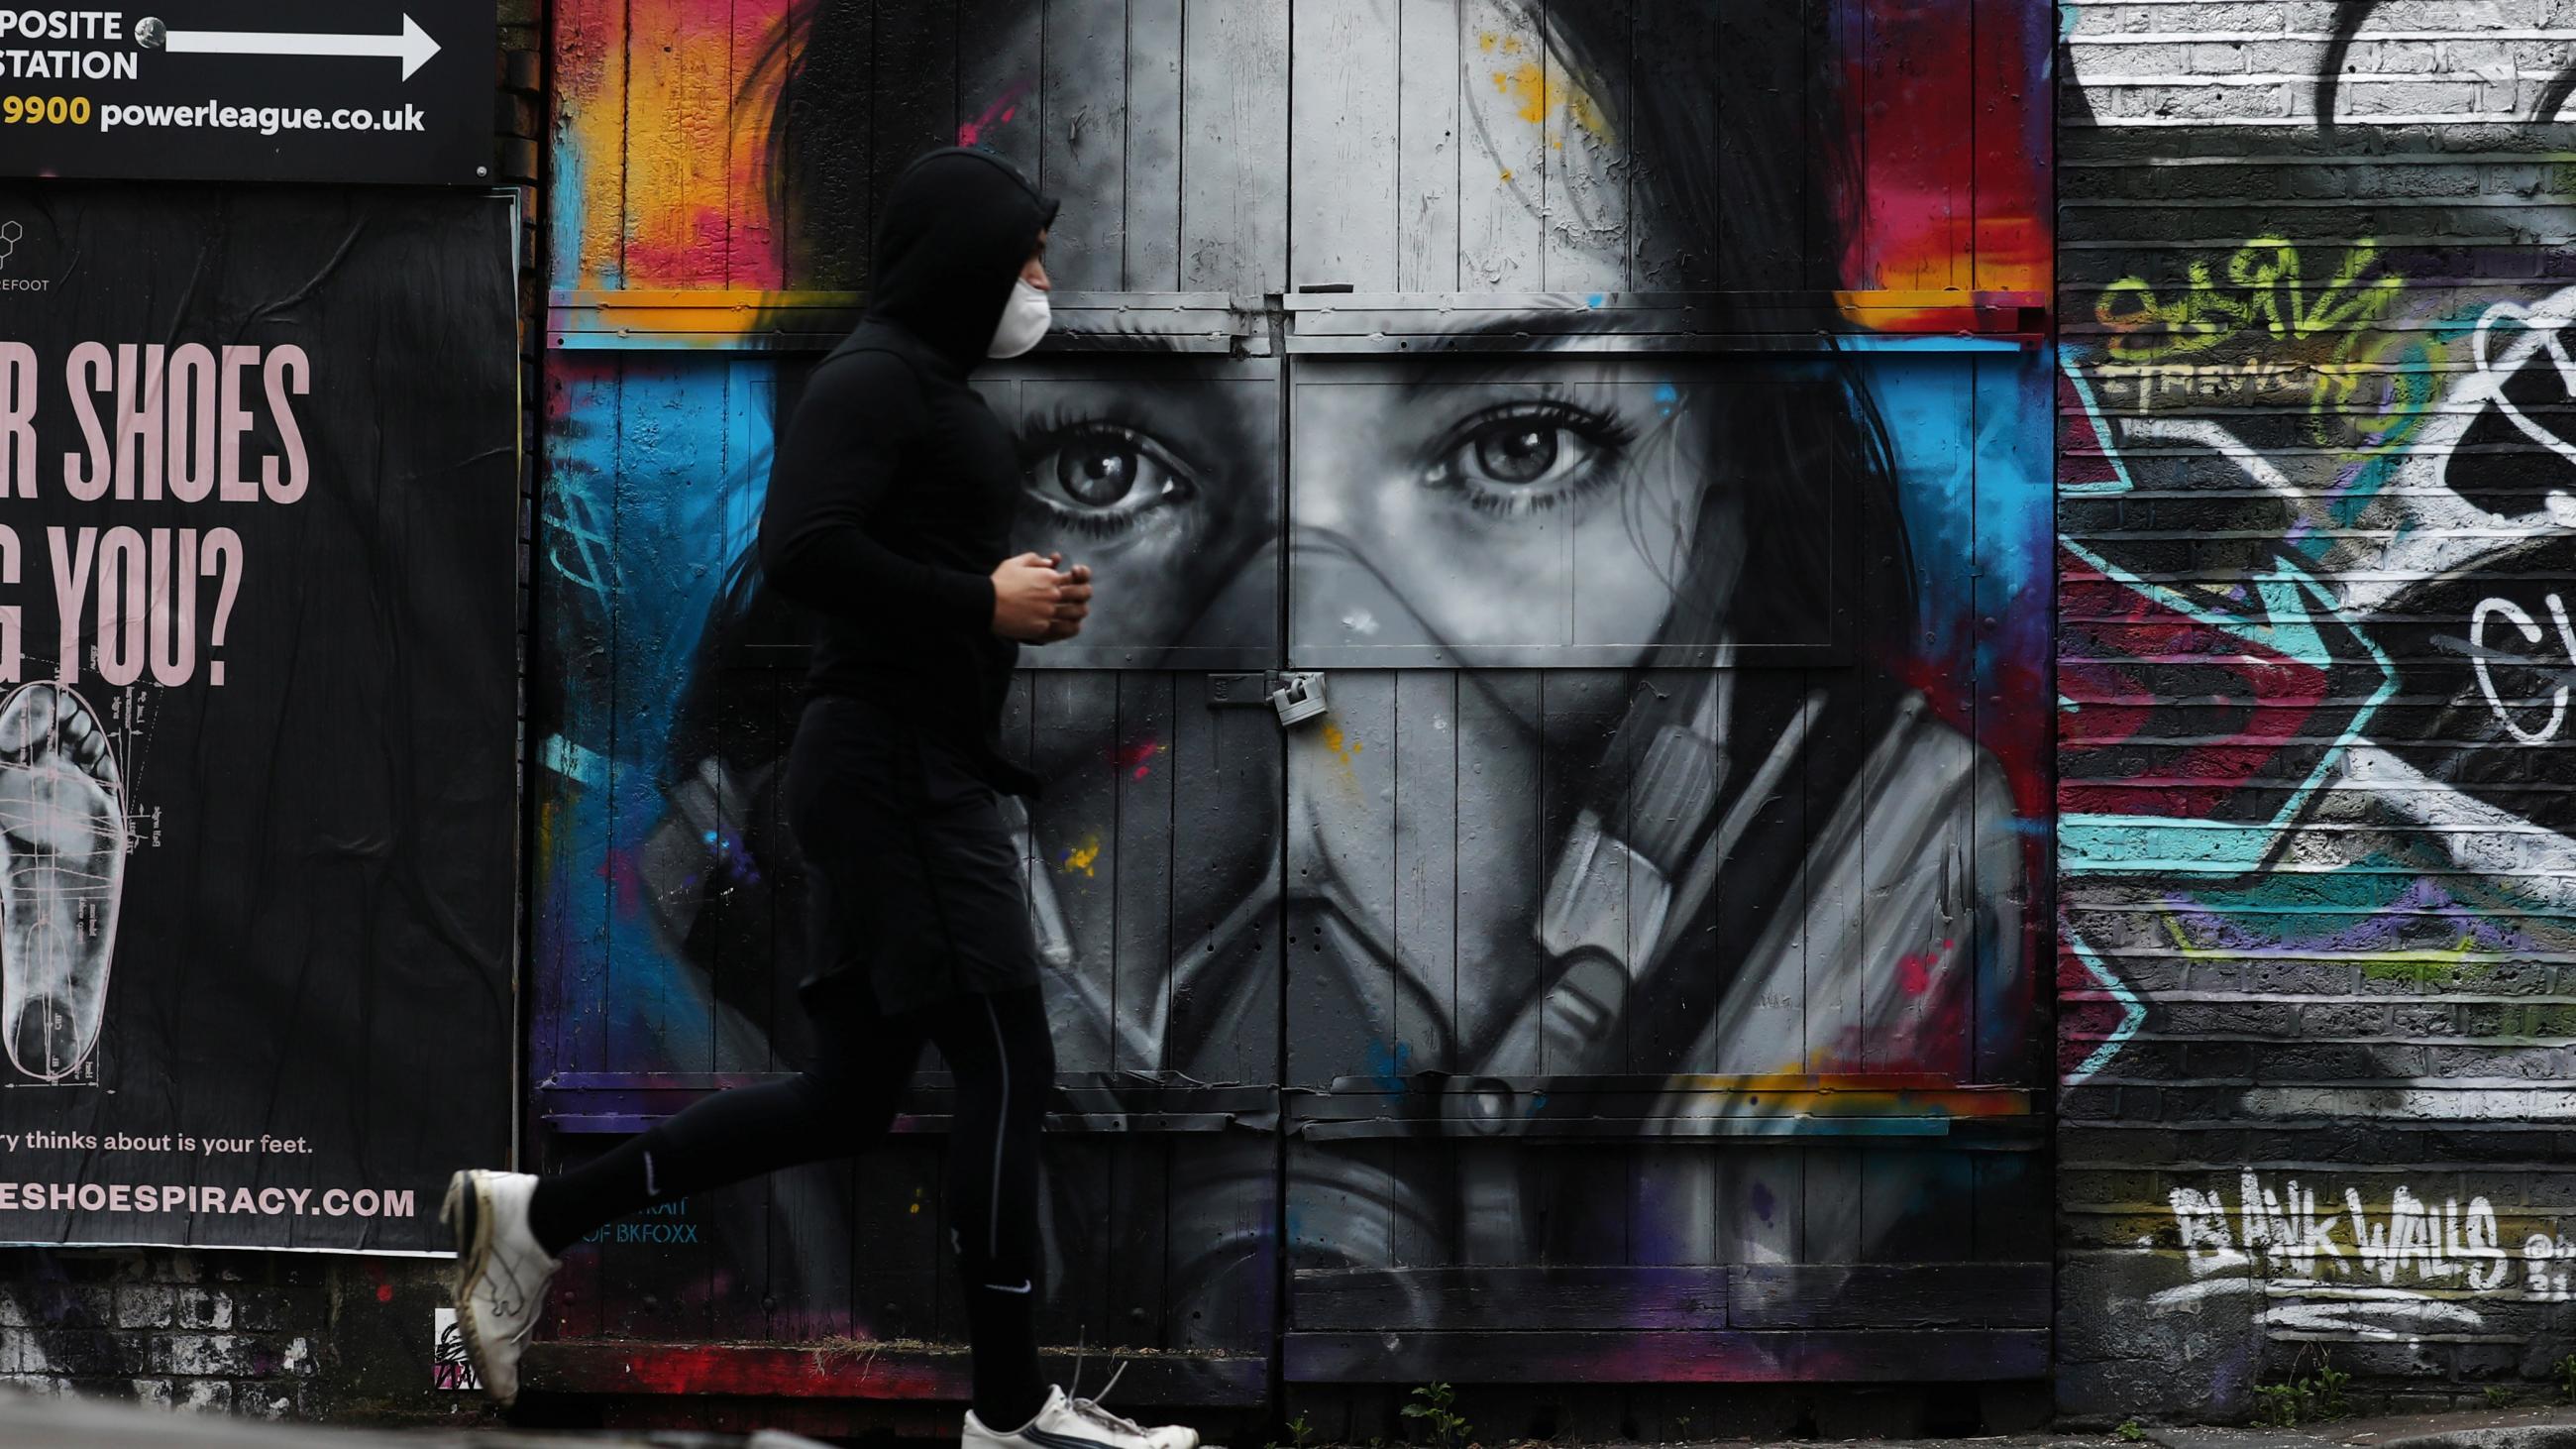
[
  {"x1": 2073, "y1": 42, "x2": 2209, "y2": 76},
  {"x1": 2189, "y1": 41, "x2": 2255, "y2": 72}
]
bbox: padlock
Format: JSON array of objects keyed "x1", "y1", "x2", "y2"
[{"x1": 1270, "y1": 671, "x2": 1329, "y2": 726}]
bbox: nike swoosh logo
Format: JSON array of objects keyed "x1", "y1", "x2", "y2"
[
  {"x1": 984, "y1": 1280, "x2": 1034, "y2": 1294},
  {"x1": 1025, "y1": 1427, "x2": 1119, "y2": 1449}
]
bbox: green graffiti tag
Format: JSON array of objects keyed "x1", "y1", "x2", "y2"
[{"x1": 2095, "y1": 237, "x2": 2407, "y2": 362}]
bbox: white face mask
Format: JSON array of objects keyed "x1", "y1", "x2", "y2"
[{"x1": 986, "y1": 279, "x2": 1051, "y2": 359}]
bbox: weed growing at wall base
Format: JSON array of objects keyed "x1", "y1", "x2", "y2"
[
  {"x1": 1403, "y1": 1383, "x2": 1470, "y2": 1449},
  {"x1": 2251, "y1": 1352, "x2": 2351, "y2": 1428}
]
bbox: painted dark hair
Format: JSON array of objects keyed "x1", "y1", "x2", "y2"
[{"x1": 684, "y1": 1, "x2": 1923, "y2": 913}]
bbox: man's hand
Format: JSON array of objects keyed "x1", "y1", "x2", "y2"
[
  {"x1": 1037, "y1": 561, "x2": 1092, "y2": 643},
  {"x1": 992, "y1": 552, "x2": 1092, "y2": 642}
]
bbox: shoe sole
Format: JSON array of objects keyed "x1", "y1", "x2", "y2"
[{"x1": 439, "y1": 1170, "x2": 517, "y2": 1408}]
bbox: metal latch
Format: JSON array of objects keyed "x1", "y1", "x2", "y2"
[{"x1": 1206, "y1": 671, "x2": 1330, "y2": 727}]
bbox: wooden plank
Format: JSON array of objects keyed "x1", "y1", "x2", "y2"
[
  {"x1": 729, "y1": 0, "x2": 792, "y2": 289},
  {"x1": 1041, "y1": 0, "x2": 1128, "y2": 291},
  {"x1": 1288, "y1": 670, "x2": 1397, "y2": 1087},
  {"x1": 592, "y1": 1175, "x2": 711, "y2": 1342},
  {"x1": 550, "y1": 0, "x2": 629, "y2": 291},
  {"x1": 1392, "y1": 671, "x2": 1458, "y2": 1073},
  {"x1": 1801, "y1": 1148, "x2": 1864, "y2": 1264},
  {"x1": 1396, "y1": 0, "x2": 1462, "y2": 291},
  {"x1": 1708, "y1": 2, "x2": 1796, "y2": 290},
  {"x1": 1717, "y1": 1148, "x2": 1801, "y2": 1268},
  {"x1": 1857, "y1": 0, "x2": 1974, "y2": 292},
  {"x1": 701, "y1": 1180, "x2": 773, "y2": 1343},
  {"x1": 1125, "y1": 0, "x2": 1187, "y2": 289},
  {"x1": 1033, "y1": 671, "x2": 1122, "y2": 1075},
  {"x1": 1973, "y1": 1154, "x2": 2048, "y2": 1264},
  {"x1": 1113, "y1": 672, "x2": 1179, "y2": 1074},
  {"x1": 710, "y1": 366, "x2": 775, "y2": 1078},
  {"x1": 1537, "y1": 670, "x2": 1628, "y2": 1076},
  {"x1": 1171, "y1": 1133, "x2": 1280, "y2": 1353},
  {"x1": 1180, "y1": 0, "x2": 1290, "y2": 294},
  {"x1": 521, "y1": 1339, "x2": 1271, "y2": 1403},
  {"x1": 1534, "y1": 1144, "x2": 1629, "y2": 1269},
  {"x1": 960, "y1": 0, "x2": 1044, "y2": 178},
  {"x1": 848, "y1": 1139, "x2": 943, "y2": 1343},
  {"x1": 1798, "y1": 670, "x2": 1863, "y2": 1074},
  {"x1": 1282, "y1": 1328, "x2": 2048, "y2": 1384},
  {"x1": 787, "y1": 1, "x2": 876, "y2": 289},
  {"x1": 871, "y1": 0, "x2": 959, "y2": 255},
  {"x1": 1454, "y1": 672, "x2": 1543, "y2": 1076},
  {"x1": 621, "y1": 0, "x2": 734, "y2": 288},
  {"x1": 1164, "y1": 678, "x2": 1280, "y2": 1084},
  {"x1": 1626, "y1": 0, "x2": 1718, "y2": 289},
  {"x1": 605, "y1": 361, "x2": 720, "y2": 1072},
  {"x1": 1818, "y1": 0, "x2": 1862, "y2": 291},
  {"x1": 1106, "y1": 1139, "x2": 1174, "y2": 1347},
  {"x1": 1727, "y1": 1263, "x2": 2050, "y2": 1330},
  {"x1": 1970, "y1": 0, "x2": 2049, "y2": 295},
  {"x1": 1691, "y1": 671, "x2": 1816, "y2": 1078},
  {"x1": 1542, "y1": 0, "x2": 1631, "y2": 292},
  {"x1": 536, "y1": 358, "x2": 621, "y2": 1078},
  {"x1": 1971, "y1": 351, "x2": 2044, "y2": 1085},
  {"x1": 764, "y1": 1157, "x2": 857, "y2": 1343},
  {"x1": 1294, "y1": 1265, "x2": 1730, "y2": 1332},
  {"x1": 1037, "y1": 1146, "x2": 1117, "y2": 1348},
  {"x1": 1457, "y1": 1141, "x2": 1524, "y2": 1266},
  {"x1": 1863, "y1": 360, "x2": 1974, "y2": 1081},
  {"x1": 539, "y1": 1145, "x2": 605, "y2": 1342},
  {"x1": 1628, "y1": 1145, "x2": 1718, "y2": 1267},
  {"x1": 1455, "y1": 0, "x2": 1546, "y2": 290},
  {"x1": 1291, "y1": 0, "x2": 1403, "y2": 291},
  {"x1": 1860, "y1": 1149, "x2": 1975, "y2": 1265}
]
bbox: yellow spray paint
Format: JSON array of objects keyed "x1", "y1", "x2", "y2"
[
  {"x1": 1478, "y1": 31, "x2": 1613, "y2": 144},
  {"x1": 1062, "y1": 836, "x2": 1103, "y2": 879}
]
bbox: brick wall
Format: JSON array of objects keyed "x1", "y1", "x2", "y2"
[
  {"x1": 0, "y1": 4, "x2": 543, "y2": 1425},
  {"x1": 2058, "y1": 0, "x2": 2576, "y2": 1421}
]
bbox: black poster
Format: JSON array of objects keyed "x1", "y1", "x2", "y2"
[
  {"x1": 0, "y1": 186, "x2": 517, "y2": 1251},
  {"x1": 0, "y1": 3, "x2": 493, "y2": 185}
]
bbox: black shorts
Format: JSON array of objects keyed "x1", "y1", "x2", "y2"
[{"x1": 785, "y1": 696, "x2": 1042, "y2": 1018}]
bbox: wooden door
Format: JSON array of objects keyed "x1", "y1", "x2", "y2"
[{"x1": 526, "y1": 0, "x2": 2055, "y2": 1405}]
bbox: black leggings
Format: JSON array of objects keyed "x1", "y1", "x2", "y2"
[{"x1": 528, "y1": 982, "x2": 1057, "y2": 1425}]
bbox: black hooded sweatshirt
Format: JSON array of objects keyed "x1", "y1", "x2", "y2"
[{"x1": 758, "y1": 148, "x2": 1059, "y2": 794}]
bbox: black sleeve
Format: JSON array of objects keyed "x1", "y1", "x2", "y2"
[{"x1": 756, "y1": 349, "x2": 997, "y2": 633}]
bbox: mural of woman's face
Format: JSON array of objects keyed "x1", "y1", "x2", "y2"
[
  {"x1": 1290, "y1": 367, "x2": 1718, "y2": 662},
  {"x1": 1006, "y1": 363, "x2": 1728, "y2": 667}
]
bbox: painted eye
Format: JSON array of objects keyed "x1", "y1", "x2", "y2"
[
  {"x1": 1476, "y1": 422, "x2": 1561, "y2": 484},
  {"x1": 1020, "y1": 421, "x2": 1195, "y2": 540},
  {"x1": 1055, "y1": 432, "x2": 1143, "y2": 506},
  {"x1": 1424, "y1": 402, "x2": 1628, "y2": 516}
]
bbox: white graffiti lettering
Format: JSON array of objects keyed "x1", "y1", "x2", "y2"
[
  {"x1": 2166, "y1": 1172, "x2": 2519, "y2": 1295},
  {"x1": 2471, "y1": 594, "x2": 2576, "y2": 743}
]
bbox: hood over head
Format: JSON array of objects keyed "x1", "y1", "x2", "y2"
[{"x1": 865, "y1": 147, "x2": 1061, "y2": 371}]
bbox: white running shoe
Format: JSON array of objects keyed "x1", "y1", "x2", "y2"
[
  {"x1": 440, "y1": 1169, "x2": 562, "y2": 1407},
  {"x1": 963, "y1": 1370, "x2": 1201, "y2": 1449}
]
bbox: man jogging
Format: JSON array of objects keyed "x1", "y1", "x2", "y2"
[{"x1": 441, "y1": 147, "x2": 1199, "y2": 1449}]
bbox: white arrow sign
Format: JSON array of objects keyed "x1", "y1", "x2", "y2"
[{"x1": 162, "y1": 14, "x2": 442, "y2": 82}]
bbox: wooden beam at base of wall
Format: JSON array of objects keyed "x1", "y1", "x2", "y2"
[
  {"x1": 1281, "y1": 1330, "x2": 2050, "y2": 1384},
  {"x1": 1292, "y1": 1264, "x2": 2050, "y2": 1333},
  {"x1": 519, "y1": 1342, "x2": 1269, "y2": 1405}
]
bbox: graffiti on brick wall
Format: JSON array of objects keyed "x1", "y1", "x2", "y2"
[
  {"x1": 2060, "y1": 1, "x2": 2576, "y2": 1393},
  {"x1": 2155, "y1": 1172, "x2": 2555, "y2": 1338}
]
